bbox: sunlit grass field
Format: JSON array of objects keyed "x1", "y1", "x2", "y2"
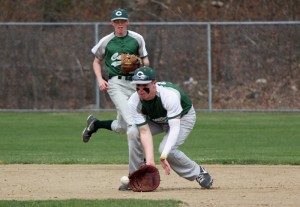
[{"x1": 0, "y1": 112, "x2": 299, "y2": 165}]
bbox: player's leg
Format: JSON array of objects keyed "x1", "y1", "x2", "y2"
[
  {"x1": 86, "y1": 77, "x2": 133, "y2": 133},
  {"x1": 82, "y1": 114, "x2": 113, "y2": 143},
  {"x1": 108, "y1": 80, "x2": 145, "y2": 172},
  {"x1": 158, "y1": 106, "x2": 213, "y2": 188},
  {"x1": 127, "y1": 125, "x2": 145, "y2": 172},
  {"x1": 82, "y1": 78, "x2": 132, "y2": 142},
  {"x1": 119, "y1": 119, "x2": 165, "y2": 191},
  {"x1": 107, "y1": 79, "x2": 145, "y2": 190},
  {"x1": 108, "y1": 78, "x2": 135, "y2": 132}
]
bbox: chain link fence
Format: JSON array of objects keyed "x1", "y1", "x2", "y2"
[{"x1": 0, "y1": 22, "x2": 299, "y2": 111}]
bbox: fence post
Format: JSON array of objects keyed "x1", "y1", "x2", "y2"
[
  {"x1": 94, "y1": 23, "x2": 100, "y2": 109},
  {"x1": 207, "y1": 23, "x2": 212, "y2": 112}
]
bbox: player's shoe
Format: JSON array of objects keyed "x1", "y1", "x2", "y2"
[
  {"x1": 196, "y1": 166, "x2": 213, "y2": 189},
  {"x1": 82, "y1": 115, "x2": 97, "y2": 143},
  {"x1": 118, "y1": 184, "x2": 131, "y2": 191}
]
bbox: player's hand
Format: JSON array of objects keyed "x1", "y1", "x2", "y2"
[
  {"x1": 160, "y1": 157, "x2": 171, "y2": 175},
  {"x1": 99, "y1": 79, "x2": 108, "y2": 91}
]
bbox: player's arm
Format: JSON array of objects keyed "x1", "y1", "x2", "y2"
[
  {"x1": 128, "y1": 94, "x2": 155, "y2": 166},
  {"x1": 159, "y1": 117, "x2": 180, "y2": 175},
  {"x1": 142, "y1": 56, "x2": 150, "y2": 66},
  {"x1": 160, "y1": 90, "x2": 182, "y2": 159},
  {"x1": 136, "y1": 33, "x2": 149, "y2": 67},
  {"x1": 138, "y1": 124, "x2": 155, "y2": 166},
  {"x1": 160, "y1": 117, "x2": 181, "y2": 159},
  {"x1": 92, "y1": 57, "x2": 108, "y2": 91},
  {"x1": 159, "y1": 89, "x2": 183, "y2": 175}
]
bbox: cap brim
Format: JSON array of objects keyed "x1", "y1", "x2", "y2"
[
  {"x1": 130, "y1": 80, "x2": 152, "y2": 85},
  {"x1": 111, "y1": 17, "x2": 128, "y2": 21}
]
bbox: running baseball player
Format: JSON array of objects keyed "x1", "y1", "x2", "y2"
[
  {"x1": 82, "y1": 8, "x2": 149, "y2": 190},
  {"x1": 127, "y1": 66, "x2": 213, "y2": 189}
]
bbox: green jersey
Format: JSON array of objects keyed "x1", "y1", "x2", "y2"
[
  {"x1": 128, "y1": 82, "x2": 193, "y2": 126},
  {"x1": 91, "y1": 30, "x2": 148, "y2": 77}
]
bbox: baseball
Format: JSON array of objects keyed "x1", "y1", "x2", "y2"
[{"x1": 120, "y1": 176, "x2": 129, "y2": 185}]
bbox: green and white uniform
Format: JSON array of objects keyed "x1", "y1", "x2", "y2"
[
  {"x1": 128, "y1": 82, "x2": 201, "y2": 181},
  {"x1": 134, "y1": 82, "x2": 192, "y2": 126},
  {"x1": 92, "y1": 30, "x2": 148, "y2": 77},
  {"x1": 91, "y1": 30, "x2": 148, "y2": 134}
]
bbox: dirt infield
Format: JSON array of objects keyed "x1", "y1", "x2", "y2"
[{"x1": 0, "y1": 164, "x2": 299, "y2": 207}]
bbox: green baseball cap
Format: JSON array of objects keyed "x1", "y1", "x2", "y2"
[
  {"x1": 131, "y1": 66, "x2": 156, "y2": 84},
  {"x1": 111, "y1": 8, "x2": 128, "y2": 21}
]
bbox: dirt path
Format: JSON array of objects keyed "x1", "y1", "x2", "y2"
[{"x1": 0, "y1": 164, "x2": 299, "y2": 207}]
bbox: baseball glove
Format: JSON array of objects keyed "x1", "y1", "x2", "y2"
[
  {"x1": 120, "y1": 53, "x2": 143, "y2": 73},
  {"x1": 128, "y1": 165, "x2": 160, "y2": 192}
]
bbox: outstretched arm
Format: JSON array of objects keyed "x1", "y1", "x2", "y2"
[
  {"x1": 159, "y1": 117, "x2": 181, "y2": 175},
  {"x1": 138, "y1": 124, "x2": 155, "y2": 166}
]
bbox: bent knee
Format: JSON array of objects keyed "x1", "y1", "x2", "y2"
[
  {"x1": 111, "y1": 120, "x2": 127, "y2": 134},
  {"x1": 127, "y1": 125, "x2": 139, "y2": 140}
]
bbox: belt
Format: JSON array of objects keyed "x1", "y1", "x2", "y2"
[{"x1": 109, "y1": 75, "x2": 133, "y2": 81}]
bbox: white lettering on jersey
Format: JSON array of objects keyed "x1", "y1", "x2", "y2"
[{"x1": 111, "y1": 53, "x2": 122, "y2": 67}]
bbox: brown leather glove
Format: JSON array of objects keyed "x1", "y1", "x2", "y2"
[
  {"x1": 128, "y1": 165, "x2": 160, "y2": 192},
  {"x1": 120, "y1": 54, "x2": 143, "y2": 73}
]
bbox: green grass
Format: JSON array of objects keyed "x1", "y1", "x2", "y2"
[
  {"x1": 0, "y1": 112, "x2": 300, "y2": 165},
  {"x1": 190, "y1": 112, "x2": 300, "y2": 165},
  {"x1": 1, "y1": 111, "x2": 299, "y2": 206},
  {"x1": 0, "y1": 112, "x2": 299, "y2": 165},
  {"x1": 0, "y1": 199, "x2": 182, "y2": 207},
  {"x1": 0, "y1": 112, "x2": 127, "y2": 164}
]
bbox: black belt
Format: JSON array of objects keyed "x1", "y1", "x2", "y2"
[{"x1": 109, "y1": 75, "x2": 133, "y2": 81}]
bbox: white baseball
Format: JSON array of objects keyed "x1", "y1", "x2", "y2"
[{"x1": 120, "y1": 176, "x2": 129, "y2": 185}]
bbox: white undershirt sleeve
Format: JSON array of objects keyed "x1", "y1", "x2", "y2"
[{"x1": 160, "y1": 118, "x2": 180, "y2": 159}]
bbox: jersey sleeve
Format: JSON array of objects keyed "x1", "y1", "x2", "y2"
[
  {"x1": 128, "y1": 92, "x2": 147, "y2": 126},
  {"x1": 128, "y1": 31, "x2": 148, "y2": 58},
  {"x1": 160, "y1": 87, "x2": 183, "y2": 120},
  {"x1": 91, "y1": 33, "x2": 114, "y2": 60}
]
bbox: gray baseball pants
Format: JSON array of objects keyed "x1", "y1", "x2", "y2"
[
  {"x1": 107, "y1": 76, "x2": 145, "y2": 173},
  {"x1": 107, "y1": 76, "x2": 135, "y2": 132}
]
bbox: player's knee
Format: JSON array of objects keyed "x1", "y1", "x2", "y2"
[
  {"x1": 111, "y1": 120, "x2": 127, "y2": 134},
  {"x1": 127, "y1": 125, "x2": 139, "y2": 140},
  {"x1": 158, "y1": 146, "x2": 176, "y2": 158}
]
